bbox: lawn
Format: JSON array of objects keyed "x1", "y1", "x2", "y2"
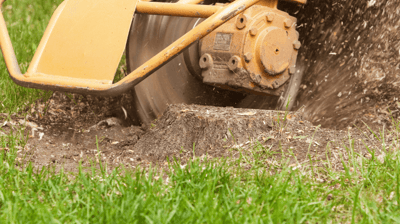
[
  {"x1": 0, "y1": 0, "x2": 400, "y2": 223},
  {"x1": 0, "y1": 0, "x2": 56, "y2": 113}
]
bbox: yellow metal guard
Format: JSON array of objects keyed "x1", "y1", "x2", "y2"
[{"x1": 0, "y1": 0, "x2": 305, "y2": 96}]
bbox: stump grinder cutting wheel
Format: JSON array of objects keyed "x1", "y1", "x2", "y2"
[{"x1": 0, "y1": 0, "x2": 305, "y2": 125}]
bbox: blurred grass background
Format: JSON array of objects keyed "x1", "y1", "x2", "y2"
[{"x1": 0, "y1": 0, "x2": 62, "y2": 113}]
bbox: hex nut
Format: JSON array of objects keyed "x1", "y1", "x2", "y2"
[
  {"x1": 266, "y1": 13, "x2": 275, "y2": 22},
  {"x1": 228, "y1": 55, "x2": 241, "y2": 71},
  {"x1": 236, "y1": 14, "x2": 247, "y2": 30},
  {"x1": 284, "y1": 19, "x2": 293, "y2": 28},
  {"x1": 250, "y1": 73, "x2": 262, "y2": 84},
  {"x1": 293, "y1": 40, "x2": 301, "y2": 50},
  {"x1": 289, "y1": 66, "x2": 296, "y2": 75},
  {"x1": 199, "y1": 54, "x2": 213, "y2": 69},
  {"x1": 249, "y1": 27, "x2": 258, "y2": 36},
  {"x1": 272, "y1": 80, "x2": 280, "y2": 88},
  {"x1": 244, "y1": 52, "x2": 253, "y2": 62}
]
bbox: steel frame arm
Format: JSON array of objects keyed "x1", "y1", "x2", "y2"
[{"x1": 136, "y1": 2, "x2": 222, "y2": 18}]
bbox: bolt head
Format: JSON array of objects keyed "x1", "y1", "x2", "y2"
[
  {"x1": 249, "y1": 27, "x2": 258, "y2": 36},
  {"x1": 293, "y1": 40, "x2": 301, "y2": 50},
  {"x1": 250, "y1": 73, "x2": 261, "y2": 84},
  {"x1": 266, "y1": 13, "x2": 274, "y2": 22},
  {"x1": 244, "y1": 52, "x2": 253, "y2": 62},
  {"x1": 284, "y1": 19, "x2": 293, "y2": 28}
]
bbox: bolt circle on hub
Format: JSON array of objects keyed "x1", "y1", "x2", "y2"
[
  {"x1": 249, "y1": 27, "x2": 258, "y2": 36},
  {"x1": 242, "y1": 9, "x2": 299, "y2": 90},
  {"x1": 284, "y1": 19, "x2": 293, "y2": 28},
  {"x1": 293, "y1": 40, "x2": 301, "y2": 50},
  {"x1": 266, "y1": 12, "x2": 275, "y2": 22},
  {"x1": 244, "y1": 52, "x2": 253, "y2": 62}
]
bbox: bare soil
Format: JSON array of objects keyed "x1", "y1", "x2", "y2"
[{"x1": 1, "y1": 91, "x2": 391, "y2": 173}]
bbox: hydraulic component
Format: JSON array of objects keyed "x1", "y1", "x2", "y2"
[{"x1": 198, "y1": 5, "x2": 300, "y2": 96}]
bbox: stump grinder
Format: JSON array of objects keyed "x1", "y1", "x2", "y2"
[{"x1": 0, "y1": 0, "x2": 305, "y2": 124}]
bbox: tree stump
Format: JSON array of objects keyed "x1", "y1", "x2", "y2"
[{"x1": 133, "y1": 104, "x2": 296, "y2": 161}]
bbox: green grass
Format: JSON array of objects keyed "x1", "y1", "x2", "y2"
[
  {"x1": 0, "y1": 0, "x2": 59, "y2": 113},
  {"x1": 2, "y1": 131, "x2": 400, "y2": 223},
  {"x1": 1, "y1": 0, "x2": 400, "y2": 223}
]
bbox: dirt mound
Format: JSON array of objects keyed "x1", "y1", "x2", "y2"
[{"x1": 4, "y1": 93, "x2": 387, "y2": 172}]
